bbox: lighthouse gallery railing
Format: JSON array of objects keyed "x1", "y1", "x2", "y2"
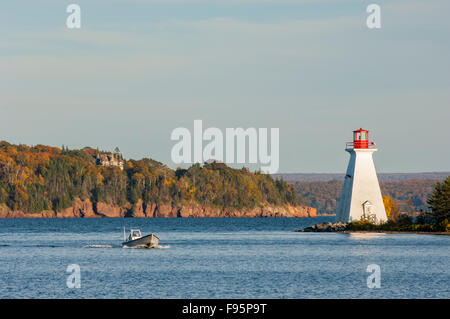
[{"x1": 346, "y1": 142, "x2": 377, "y2": 149}]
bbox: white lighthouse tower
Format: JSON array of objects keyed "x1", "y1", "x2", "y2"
[{"x1": 336, "y1": 128, "x2": 387, "y2": 224}]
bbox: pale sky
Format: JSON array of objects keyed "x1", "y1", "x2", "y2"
[{"x1": 1, "y1": 0, "x2": 449, "y2": 173}]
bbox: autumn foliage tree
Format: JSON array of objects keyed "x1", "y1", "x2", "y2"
[{"x1": 382, "y1": 195, "x2": 401, "y2": 220}]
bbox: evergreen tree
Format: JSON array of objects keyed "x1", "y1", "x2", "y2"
[{"x1": 427, "y1": 176, "x2": 450, "y2": 222}]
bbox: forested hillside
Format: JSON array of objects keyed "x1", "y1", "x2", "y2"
[
  {"x1": 0, "y1": 141, "x2": 299, "y2": 214},
  {"x1": 293, "y1": 179, "x2": 445, "y2": 215},
  {"x1": 274, "y1": 172, "x2": 450, "y2": 182}
]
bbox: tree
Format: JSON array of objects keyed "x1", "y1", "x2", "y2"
[
  {"x1": 383, "y1": 195, "x2": 400, "y2": 220},
  {"x1": 427, "y1": 176, "x2": 450, "y2": 222}
]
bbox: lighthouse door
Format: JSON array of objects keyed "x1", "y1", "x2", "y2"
[{"x1": 362, "y1": 201, "x2": 377, "y2": 223}]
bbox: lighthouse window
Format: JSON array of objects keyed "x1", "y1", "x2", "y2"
[{"x1": 361, "y1": 132, "x2": 366, "y2": 140}]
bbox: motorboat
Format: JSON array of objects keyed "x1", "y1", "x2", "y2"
[{"x1": 122, "y1": 228, "x2": 159, "y2": 248}]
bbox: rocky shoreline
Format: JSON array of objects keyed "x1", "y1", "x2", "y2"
[
  {"x1": 0, "y1": 198, "x2": 316, "y2": 218},
  {"x1": 295, "y1": 222, "x2": 348, "y2": 232},
  {"x1": 295, "y1": 222, "x2": 450, "y2": 235}
]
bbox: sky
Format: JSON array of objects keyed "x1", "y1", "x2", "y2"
[{"x1": 1, "y1": 0, "x2": 449, "y2": 173}]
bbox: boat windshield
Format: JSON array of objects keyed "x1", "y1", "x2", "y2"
[{"x1": 131, "y1": 230, "x2": 142, "y2": 238}]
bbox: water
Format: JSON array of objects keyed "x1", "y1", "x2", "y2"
[{"x1": 0, "y1": 217, "x2": 449, "y2": 299}]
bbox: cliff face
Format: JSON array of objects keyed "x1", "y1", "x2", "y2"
[{"x1": 0, "y1": 199, "x2": 316, "y2": 218}]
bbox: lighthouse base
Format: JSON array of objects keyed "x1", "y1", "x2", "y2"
[{"x1": 336, "y1": 148, "x2": 387, "y2": 224}]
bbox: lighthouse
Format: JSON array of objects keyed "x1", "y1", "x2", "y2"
[{"x1": 336, "y1": 128, "x2": 387, "y2": 224}]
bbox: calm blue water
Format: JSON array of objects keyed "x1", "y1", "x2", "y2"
[{"x1": 0, "y1": 217, "x2": 449, "y2": 299}]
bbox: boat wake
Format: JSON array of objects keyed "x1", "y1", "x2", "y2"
[
  {"x1": 85, "y1": 244, "x2": 115, "y2": 248},
  {"x1": 156, "y1": 245, "x2": 171, "y2": 249},
  {"x1": 122, "y1": 244, "x2": 170, "y2": 249}
]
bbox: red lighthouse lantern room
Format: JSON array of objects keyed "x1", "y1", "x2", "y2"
[{"x1": 353, "y1": 128, "x2": 369, "y2": 149}]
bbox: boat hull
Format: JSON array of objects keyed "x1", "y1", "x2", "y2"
[{"x1": 122, "y1": 233, "x2": 159, "y2": 248}]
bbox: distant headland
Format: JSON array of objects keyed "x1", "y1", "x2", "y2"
[{"x1": 0, "y1": 141, "x2": 315, "y2": 218}]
